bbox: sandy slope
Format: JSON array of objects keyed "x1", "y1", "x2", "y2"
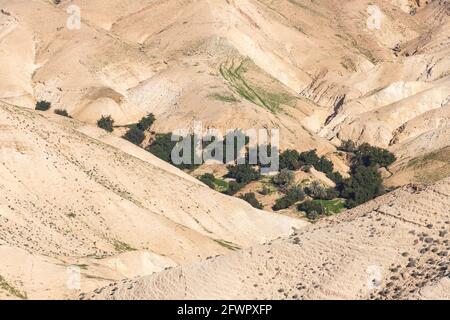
[
  {"x1": 0, "y1": 0, "x2": 447, "y2": 161},
  {"x1": 90, "y1": 178, "x2": 450, "y2": 300},
  {"x1": 0, "y1": 0, "x2": 449, "y2": 300},
  {"x1": 0, "y1": 102, "x2": 304, "y2": 299}
]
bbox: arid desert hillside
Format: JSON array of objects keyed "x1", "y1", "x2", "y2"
[
  {"x1": 0, "y1": 102, "x2": 304, "y2": 299},
  {"x1": 89, "y1": 178, "x2": 450, "y2": 300},
  {"x1": 0, "y1": 0, "x2": 449, "y2": 300},
  {"x1": 0, "y1": 0, "x2": 448, "y2": 160}
]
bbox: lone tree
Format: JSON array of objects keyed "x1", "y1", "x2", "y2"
[
  {"x1": 97, "y1": 115, "x2": 115, "y2": 132},
  {"x1": 35, "y1": 100, "x2": 51, "y2": 111}
]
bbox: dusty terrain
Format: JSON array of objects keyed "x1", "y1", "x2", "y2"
[
  {"x1": 0, "y1": 102, "x2": 304, "y2": 299},
  {"x1": 0, "y1": 0, "x2": 448, "y2": 161},
  {"x1": 0, "y1": 0, "x2": 449, "y2": 300},
  {"x1": 89, "y1": 178, "x2": 450, "y2": 300}
]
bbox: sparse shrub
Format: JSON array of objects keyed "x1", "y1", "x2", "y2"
[
  {"x1": 137, "y1": 113, "x2": 155, "y2": 131},
  {"x1": 54, "y1": 109, "x2": 71, "y2": 118},
  {"x1": 272, "y1": 169, "x2": 295, "y2": 192},
  {"x1": 97, "y1": 115, "x2": 114, "y2": 132},
  {"x1": 35, "y1": 100, "x2": 51, "y2": 111},
  {"x1": 258, "y1": 185, "x2": 272, "y2": 195},
  {"x1": 306, "y1": 210, "x2": 319, "y2": 221},
  {"x1": 123, "y1": 126, "x2": 145, "y2": 146},
  {"x1": 338, "y1": 140, "x2": 357, "y2": 153},
  {"x1": 240, "y1": 193, "x2": 263, "y2": 209}
]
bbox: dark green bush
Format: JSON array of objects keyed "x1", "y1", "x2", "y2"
[
  {"x1": 199, "y1": 173, "x2": 216, "y2": 189},
  {"x1": 146, "y1": 133, "x2": 199, "y2": 170},
  {"x1": 315, "y1": 156, "x2": 334, "y2": 174},
  {"x1": 299, "y1": 150, "x2": 334, "y2": 175},
  {"x1": 306, "y1": 210, "x2": 319, "y2": 221},
  {"x1": 224, "y1": 181, "x2": 245, "y2": 196},
  {"x1": 258, "y1": 185, "x2": 272, "y2": 195},
  {"x1": 326, "y1": 171, "x2": 344, "y2": 186},
  {"x1": 272, "y1": 169, "x2": 295, "y2": 192},
  {"x1": 54, "y1": 109, "x2": 71, "y2": 117},
  {"x1": 280, "y1": 149, "x2": 334, "y2": 175},
  {"x1": 97, "y1": 115, "x2": 114, "y2": 132},
  {"x1": 239, "y1": 193, "x2": 263, "y2": 209},
  {"x1": 305, "y1": 181, "x2": 338, "y2": 200},
  {"x1": 123, "y1": 126, "x2": 145, "y2": 146},
  {"x1": 353, "y1": 143, "x2": 396, "y2": 168},
  {"x1": 341, "y1": 165, "x2": 384, "y2": 208},
  {"x1": 35, "y1": 101, "x2": 51, "y2": 111},
  {"x1": 272, "y1": 186, "x2": 305, "y2": 211},
  {"x1": 226, "y1": 164, "x2": 260, "y2": 184},
  {"x1": 338, "y1": 140, "x2": 357, "y2": 153},
  {"x1": 146, "y1": 133, "x2": 174, "y2": 163},
  {"x1": 279, "y1": 149, "x2": 302, "y2": 170},
  {"x1": 297, "y1": 200, "x2": 326, "y2": 216},
  {"x1": 298, "y1": 150, "x2": 320, "y2": 166},
  {"x1": 137, "y1": 113, "x2": 155, "y2": 131}
]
